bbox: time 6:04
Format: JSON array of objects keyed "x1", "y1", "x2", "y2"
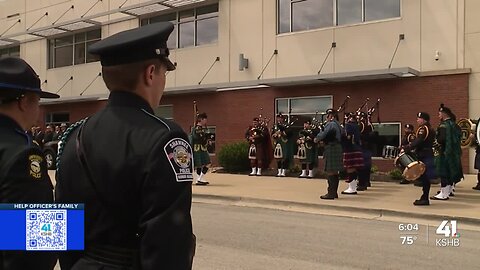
[{"x1": 398, "y1": 223, "x2": 419, "y2": 231}]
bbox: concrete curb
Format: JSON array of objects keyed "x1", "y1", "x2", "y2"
[{"x1": 193, "y1": 193, "x2": 480, "y2": 225}]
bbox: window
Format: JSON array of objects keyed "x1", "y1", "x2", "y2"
[
  {"x1": 278, "y1": 0, "x2": 400, "y2": 33},
  {"x1": 48, "y1": 29, "x2": 101, "y2": 68},
  {"x1": 337, "y1": 0, "x2": 362, "y2": 26},
  {"x1": 364, "y1": 0, "x2": 401, "y2": 21},
  {"x1": 141, "y1": 4, "x2": 218, "y2": 49},
  {"x1": 154, "y1": 105, "x2": 174, "y2": 120},
  {"x1": 371, "y1": 122, "x2": 400, "y2": 158},
  {"x1": 45, "y1": 112, "x2": 70, "y2": 125},
  {"x1": 275, "y1": 96, "x2": 333, "y2": 128},
  {"x1": 279, "y1": 0, "x2": 333, "y2": 33},
  {"x1": 0, "y1": 46, "x2": 20, "y2": 58}
]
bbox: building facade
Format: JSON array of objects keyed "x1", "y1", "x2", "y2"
[{"x1": 0, "y1": 0, "x2": 478, "y2": 172}]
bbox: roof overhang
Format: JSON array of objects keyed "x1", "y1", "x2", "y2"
[
  {"x1": 164, "y1": 67, "x2": 420, "y2": 95},
  {"x1": 1, "y1": 0, "x2": 213, "y2": 42},
  {"x1": 40, "y1": 93, "x2": 107, "y2": 105}
]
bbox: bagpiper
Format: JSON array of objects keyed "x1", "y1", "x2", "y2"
[
  {"x1": 271, "y1": 113, "x2": 293, "y2": 177},
  {"x1": 297, "y1": 120, "x2": 318, "y2": 178},
  {"x1": 191, "y1": 112, "x2": 211, "y2": 185},
  {"x1": 246, "y1": 117, "x2": 271, "y2": 176}
]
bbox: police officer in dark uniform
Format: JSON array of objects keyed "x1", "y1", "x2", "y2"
[
  {"x1": 399, "y1": 124, "x2": 416, "y2": 184},
  {"x1": 0, "y1": 57, "x2": 59, "y2": 270},
  {"x1": 55, "y1": 22, "x2": 195, "y2": 270},
  {"x1": 403, "y1": 112, "x2": 435, "y2": 206}
]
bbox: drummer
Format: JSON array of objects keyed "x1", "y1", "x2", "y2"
[
  {"x1": 399, "y1": 124, "x2": 415, "y2": 185},
  {"x1": 402, "y1": 112, "x2": 435, "y2": 206}
]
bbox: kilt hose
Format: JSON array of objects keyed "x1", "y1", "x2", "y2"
[{"x1": 323, "y1": 142, "x2": 343, "y2": 173}]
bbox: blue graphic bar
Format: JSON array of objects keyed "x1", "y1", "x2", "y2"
[{"x1": 0, "y1": 204, "x2": 84, "y2": 250}]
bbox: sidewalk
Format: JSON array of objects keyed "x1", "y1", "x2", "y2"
[{"x1": 193, "y1": 172, "x2": 480, "y2": 225}]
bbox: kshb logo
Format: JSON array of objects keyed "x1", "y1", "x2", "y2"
[
  {"x1": 435, "y1": 220, "x2": 460, "y2": 247},
  {"x1": 436, "y1": 220, "x2": 458, "y2": 237}
]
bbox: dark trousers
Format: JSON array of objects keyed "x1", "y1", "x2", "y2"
[
  {"x1": 419, "y1": 174, "x2": 431, "y2": 199},
  {"x1": 358, "y1": 166, "x2": 371, "y2": 187}
]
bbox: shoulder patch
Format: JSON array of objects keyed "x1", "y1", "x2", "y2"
[
  {"x1": 28, "y1": 154, "x2": 43, "y2": 179},
  {"x1": 164, "y1": 138, "x2": 193, "y2": 182}
]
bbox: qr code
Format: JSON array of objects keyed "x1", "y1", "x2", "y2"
[{"x1": 26, "y1": 210, "x2": 67, "y2": 251}]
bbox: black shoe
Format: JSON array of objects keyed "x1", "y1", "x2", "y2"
[
  {"x1": 357, "y1": 186, "x2": 367, "y2": 191},
  {"x1": 320, "y1": 193, "x2": 336, "y2": 200},
  {"x1": 413, "y1": 198, "x2": 430, "y2": 206},
  {"x1": 195, "y1": 181, "x2": 209, "y2": 186},
  {"x1": 473, "y1": 185, "x2": 480, "y2": 190},
  {"x1": 399, "y1": 179, "x2": 410, "y2": 185}
]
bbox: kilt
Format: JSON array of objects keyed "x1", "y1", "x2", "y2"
[
  {"x1": 323, "y1": 142, "x2": 343, "y2": 173},
  {"x1": 193, "y1": 144, "x2": 210, "y2": 167},
  {"x1": 343, "y1": 151, "x2": 364, "y2": 169}
]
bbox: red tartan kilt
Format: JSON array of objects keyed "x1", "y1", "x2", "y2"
[{"x1": 343, "y1": 151, "x2": 364, "y2": 169}]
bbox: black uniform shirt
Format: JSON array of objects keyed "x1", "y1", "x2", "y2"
[
  {"x1": 0, "y1": 114, "x2": 56, "y2": 270},
  {"x1": 55, "y1": 91, "x2": 195, "y2": 270},
  {"x1": 406, "y1": 123, "x2": 435, "y2": 158}
]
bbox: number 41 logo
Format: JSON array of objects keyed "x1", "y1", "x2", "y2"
[
  {"x1": 436, "y1": 220, "x2": 459, "y2": 237},
  {"x1": 41, "y1": 223, "x2": 52, "y2": 232}
]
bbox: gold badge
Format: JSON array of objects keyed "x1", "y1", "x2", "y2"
[{"x1": 28, "y1": 155, "x2": 43, "y2": 179}]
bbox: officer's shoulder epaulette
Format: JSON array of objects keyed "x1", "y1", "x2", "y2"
[
  {"x1": 141, "y1": 109, "x2": 172, "y2": 131},
  {"x1": 55, "y1": 118, "x2": 88, "y2": 173}
]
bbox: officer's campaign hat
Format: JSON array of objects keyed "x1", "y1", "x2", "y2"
[
  {"x1": 0, "y1": 57, "x2": 59, "y2": 102},
  {"x1": 417, "y1": 112, "x2": 430, "y2": 122},
  {"x1": 88, "y1": 22, "x2": 176, "y2": 71}
]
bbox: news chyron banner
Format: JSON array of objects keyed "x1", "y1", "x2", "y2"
[{"x1": 0, "y1": 204, "x2": 84, "y2": 251}]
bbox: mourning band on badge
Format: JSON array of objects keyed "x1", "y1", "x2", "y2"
[
  {"x1": 28, "y1": 154, "x2": 43, "y2": 179},
  {"x1": 164, "y1": 138, "x2": 194, "y2": 182}
]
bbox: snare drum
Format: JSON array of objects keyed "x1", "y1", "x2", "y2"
[
  {"x1": 382, "y1": 145, "x2": 399, "y2": 159},
  {"x1": 394, "y1": 152, "x2": 426, "y2": 181}
]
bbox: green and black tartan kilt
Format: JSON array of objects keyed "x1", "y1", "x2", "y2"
[
  {"x1": 323, "y1": 142, "x2": 344, "y2": 173},
  {"x1": 193, "y1": 144, "x2": 210, "y2": 167}
]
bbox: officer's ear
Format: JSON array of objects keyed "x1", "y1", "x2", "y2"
[
  {"x1": 16, "y1": 93, "x2": 34, "y2": 112},
  {"x1": 143, "y1": 64, "x2": 157, "y2": 87}
]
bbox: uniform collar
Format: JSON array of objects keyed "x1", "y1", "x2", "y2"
[
  {"x1": 107, "y1": 91, "x2": 154, "y2": 114},
  {"x1": 0, "y1": 113, "x2": 24, "y2": 131}
]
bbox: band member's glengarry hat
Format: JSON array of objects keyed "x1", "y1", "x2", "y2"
[
  {"x1": 439, "y1": 103, "x2": 454, "y2": 118},
  {"x1": 88, "y1": 22, "x2": 176, "y2": 71},
  {"x1": 326, "y1": 108, "x2": 337, "y2": 115},
  {"x1": 417, "y1": 112, "x2": 430, "y2": 121},
  {"x1": 0, "y1": 57, "x2": 59, "y2": 101}
]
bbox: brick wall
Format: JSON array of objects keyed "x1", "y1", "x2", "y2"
[{"x1": 40, "y1": 73, "x2": 470, "y2": 173}]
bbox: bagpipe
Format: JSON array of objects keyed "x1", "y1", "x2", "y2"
[
  {"x1": 192, "y1": 101, "x2": 214, "y2": 146},
  {"x1": 355, "y1": 97, "x2": 380, "y2": 135},
  {"x1": 247, "y1": 108, "x2": 270, "y2": 144}
]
